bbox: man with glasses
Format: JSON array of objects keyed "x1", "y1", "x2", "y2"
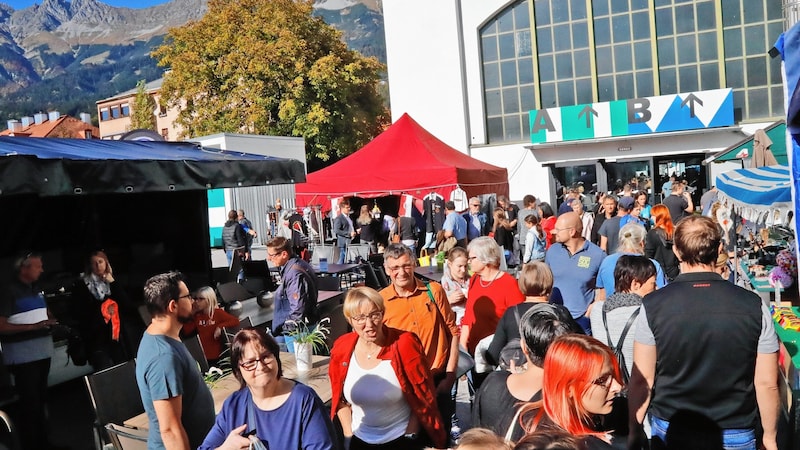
[
  {"x1": 267, "y1": 236, "x2": 318, "y2": 342},
  {"x1": 462, "y1": 197, "x2": 487, "y2": 242},
  {"x1": 380, "y1": 244, "x2": 460, "y2": 433},
  {"x1": 136, "y1": 271, "x2": 214, "y2": 450},
  {"x1": 545, "y1": 212, "x2": 605, "y2": 335}
]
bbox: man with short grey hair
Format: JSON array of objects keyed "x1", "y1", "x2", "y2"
[{"x1": 462, "y1": 197, "x2": 487, "y2": 242}]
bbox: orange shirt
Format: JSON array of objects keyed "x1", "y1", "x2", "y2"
[{"x1": 380, "y1": 279, "x2": 459, "y2": 375}]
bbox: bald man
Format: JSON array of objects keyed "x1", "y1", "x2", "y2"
[{"x1": 544, "y1": 212, "x2": 606, "y2": 334}]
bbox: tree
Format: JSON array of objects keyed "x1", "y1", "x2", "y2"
[
  {"x1": 129, "y1": 80, "x2": 156, "y2": 131},
  {"x1": 153, "y1": 0, "x2": 389, "y2": 161}
]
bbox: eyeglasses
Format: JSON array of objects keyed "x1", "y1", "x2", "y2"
[
  {"x1": 591, "y1": 372, "x2": 614, "y2": 390},
  {"x1": 552, "y1": 226, "x2": 574, "y2": 233},
  {"x1": 239, "y1": 352, "x2": 276, "y2": 371},
  {"x1": 193, "y1": 297, "x2": 207, "y2": 302},
  {"x1": 470, "y1": 203, "x2": 480, "y2": 207},
  {"x1": 386, "y1": 264, "x2": 413, "y2": 273},
  {"x1": 267, "y1": 251, "x2": 283, "y2": 258},
  {"x1": 467, "y1": 256, "x2": 478, "y2": 262},
  {"x1": 350, "y1": 311, "x2": 383, "y2": 324},
  {"x1": 178, "y1": 293, "x2": 193, "y2": 301}
]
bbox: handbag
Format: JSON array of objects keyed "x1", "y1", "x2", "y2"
[
  {"x1": 418, "y1": 248, "x2": 431, "y2": 267},
  {"x1": 391, "y1": 218, "x2": 401, "y2": 243}
]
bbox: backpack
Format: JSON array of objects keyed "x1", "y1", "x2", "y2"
[
  {"x1": 498, "y1": 306, "x2": 525, "y2": 371},
  {"x1": 601, "y1": 306, "x2": 640, "y2": 384},
  {"x1": 655, "y1": 231, "x2": 679, "y2": 281}
]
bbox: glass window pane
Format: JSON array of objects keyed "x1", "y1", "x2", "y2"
[
  {"x1": 770, "y1": 56, "x2": 783, "y2": 84},
  {"x1": 725, "y1": 59, "x2": 745, "y2": 88},
  {"x1": 744, "y1": 25, "x2": 765, "y2": 56},
  {"x1": 486, "y1": 90, "x2": 502, "y2": 116},
  {"x1": 631, "y1": 0, "x2": 648, "y2": 10},
  {"x1": 573, "y1": 22, "x2": 589, "y2": 48},
  {"x1": 596, "y1": 46, "x2": 613, "y2": 74},
  {"x1": 515, "y1": 2, "x2": 531, "y2": 28},
  {"x1": 576, "y1": 78, "x2": 593, "y2": 104},
  {"x1": 537, "y1": 28, "x2": 553, "y2": 53},
  {"x1": 748, "y1": 88, "x2": 768, "y2": 117},
  {"x1": 660, "y1": 68, "x2": 678, "y2": 94},
  {"x1": 611, "y1": 0, "x2": 628, "y2": 14},
  {"x1": 482, "y1": 36, "x2": 498, "y2": 62},
  {"x1": 516, "y1": 30, "x2": 533, "y2": 57},
  {"x1": 657, "y1": 38, "x2": 676, "y2": 66},
  {"x1": 593, "y1": 0, "x2": 609, "y2": 17},
  {"x1": 556, "y1": 53, "x2": 574, "y2": 78},
  {"x1": 733, "y1": 89, "x2": 745, "y2": 120},
  {"x1": 616, "y1": 73, "x2": 635, "y2": 99},
  {"x1": 522, "y1": 114, "x2": 531, "y2": 138},
  {"x1": 722, "y1": 0, "x2": 741, "y2": 27},
  {"x1": 535, "y1": 0, "x2": 551, "y2": 25},
  {"x1": 501, "y1": 60, "x2": 518, "y2": 86},
  {"x1": 742, "y1": 1, "x2": 764, "y2": 23},
  {"x1": 541, "y1": 82, "x2": 557, "y2": 107},
  {"x1": 676, "y1": 35, "x2": 697, "y2": 65},
  {"x1": 700, "y1": 63, "x2": 720, "y2": 90},
  {"x1": 636, "y1": 71, "x2": 654, "y2": 97},
  {"x1": 504, "y1": 115, "x2": 522, "y2": 140},
  {"x1": 503, "y1": 87, "x2": 520, "y2": 114},
  {"x1": 599, "y1": 75, "x2": 615, "y2": 102},
  {"x1": 484, "y1": 62, "x2": 500, "y2": 89},
  {"x1": 499, "y1": 33, "x2": 516, "y2": 59},
  {"x1": 521, "y1": 86, "x2": 536, "y2": 111},
  {"x1": 698, "y1": 32, "x2": 717, "y2": 61},
  {"x1": 746, "y1": 56, "x2": 767, "y2": 86},
  {"x1": 615, "y1": 44, "x2": 633, "y2": 72},
  {"x1": 772, "y1": 86, "x2": 784, "y2": 116},
  {"x1": 655, "y1": 7, "x2": 673, "y2": 36},
  {"x1": 552, "y1": 1, "x2": 570, "y2": 22},
  {"x1": 675, "y1": 5, "x2": 695, "y2": 33},
  {"x1": 498, "y1": 7, "x2": 515, "y2": 33},
  {"x1": 723, "y1": 28, "x2": 742, "y2": 58},
  {"x1": 634, "y1": 41, "x2": 652, "y2": 69},
  {"x1": 594, "y1": 17, "x2": 612, "y2": 46},
  {"x1": 487, "y1": 117, "x2": 504, "y2": 142},
  {"x1": 612, "y1": 14, "x2": 631, "y2": 42},
  {"x1": 553, "y1": 24, "x2": 572, "y2": 51},
  {"x1": 539, "y1": 55, "x2": 555, "y2": 82},
  {"x1": 574, "y1": 50, "x2": 591, "y2": 77},
  {"x1": 679, "y1": 66, "x2": 698, "y2": 92},
  {"x1": 655, "y1": 0, "x2": 670, "y2": 6},
  {"x1": 768, "y1": 0, "x2": 782, "y2": 20},
  {"x1": 570, "y1": 0, "x2": 587, "y2": 20},
  {"x1": 696, "y1": 2, "x2": 716, "y2": 30},
  {"x1": 632, "y1": 12, "x2": 650, "y2": 40},
  {"x1": 558, "y1": 81, "x2": 575, "y2": 106},
  {"x1": 519, "y1": 57, "x2": 534, "y2": 84}
]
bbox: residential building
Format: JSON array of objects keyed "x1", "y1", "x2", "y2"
[
  {"x1": 2, "y1": 111, "x2": 99, "y2": 139},
  {"x1": 96, "y1": 78, "x2": 182, "y2": 141}
]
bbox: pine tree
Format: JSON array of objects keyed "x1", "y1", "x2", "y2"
[{"x1": 129, "y1": 80, "x2": 156, "y2": 131}]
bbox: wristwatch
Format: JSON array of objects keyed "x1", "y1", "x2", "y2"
[{"x1": 403, "y1": 432, "x2": 418, "y2": 440}]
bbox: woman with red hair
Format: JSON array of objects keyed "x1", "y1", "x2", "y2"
[
  {"x1": 644, "y1": 204, "x2": 679, "y2": 281},
  {"x1": 520, "y1": 334, "x2": 623, "y2": 449}
]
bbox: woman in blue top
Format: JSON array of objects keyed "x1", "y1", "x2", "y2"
[{"x1": 199, "y1": 328, "x2": 336, "y2": 450}]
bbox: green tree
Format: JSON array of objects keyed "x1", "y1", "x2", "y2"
[
  {"x1": 129, "y1": 80, "x2": 157, "y2": 130},
  {"x1": 153, "y1": 0, "x2": 389, "y2": 161}
]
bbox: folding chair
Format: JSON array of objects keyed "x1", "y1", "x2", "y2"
[
  {"x1": 223, "y1": 316, "x2": 252, "y2": 345},
  {"x1": 105, "y1": 423, "x2": 147, "y2": 450},
  {"x1": 181, "y1": 335, "x2": 209, "y2": 374},
  {"x1": 84, "y1": 360, "x2": 144, "y2": 450}
]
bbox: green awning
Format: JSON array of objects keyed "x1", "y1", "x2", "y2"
[{"x1": 704, "y1": 121, "x2": 787, "y2": 164}]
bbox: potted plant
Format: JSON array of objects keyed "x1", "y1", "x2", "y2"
[{"x1": 283, "y1": 318, "x2": 330, "y2": 372}]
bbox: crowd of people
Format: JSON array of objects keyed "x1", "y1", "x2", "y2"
[{"x1": 0, "y1": 182, "x2": 781, "y2": 450}]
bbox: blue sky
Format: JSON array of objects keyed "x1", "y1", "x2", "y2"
[{"x1": 4, "y1": 0, "x2": 170, "y2": 10}]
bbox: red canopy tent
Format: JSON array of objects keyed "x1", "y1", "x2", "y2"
[{"x1": 295, "y1": 113, "x2": 509, "y2": 209}]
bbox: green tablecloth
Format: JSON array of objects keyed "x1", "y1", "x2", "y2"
[
  {"x1": 741, "y1": 261, "x2": 783, "y2": 293},
  {"x1": 774, "y1": 307, "x2": 800, "y2": 369}
]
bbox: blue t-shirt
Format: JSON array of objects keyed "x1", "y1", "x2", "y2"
[
  {"x1": 545, "y1": 240, "x2": 606, "y2": 318},
  {"x1": 0, "y1": 279, "x2": 53, "y2": 365},
  {"x1": 595, "y1": 252, "x2": 667, "y2": 297},
  {"x1": 136, "y1": 332, "x2": 215, "y2": 450},
  {"x1": 199, "y1": 382, "x2": 336, "y2": 450},
  {"x1": 443, "y1": 211, "x2": 467, "y2": 240}
]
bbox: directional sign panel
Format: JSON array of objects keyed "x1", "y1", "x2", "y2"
[{"x1": 529, "y1": 88, "x2": 734, "y2": 144}]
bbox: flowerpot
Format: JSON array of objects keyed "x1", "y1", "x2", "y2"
[{"x1": 294, "y1": 342, "x2": 313, "y2": 372}]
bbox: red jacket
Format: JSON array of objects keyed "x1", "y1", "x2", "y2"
[{"x1": 329, "y1": 326, "x2": 447, "y2": 449}]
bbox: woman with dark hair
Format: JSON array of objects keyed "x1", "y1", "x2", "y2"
[
  {"x1": 645, "y1": 204, "x2": 679, "y2": 281},
  {"x1": 329, "y1": 287, "x2": 446, "y2": 450},
  {"x1": 198, "y1": 328, "x2": 336, "y2": 450},
  {"x1": 492, "y1": 208, "x2": 516, "y2": 266},
  {"x1": 537, "y1": 203, "x2": 556, "y2": 249},
  {"x1": 520, "y1": 334, "x2": 623, "y2": 449},
  {"x1": 473, "y1": 304, "x2": 581, "y2": 441},
  {"x1": 522, "y1": 214, "x2": 546, "y2": 264}
]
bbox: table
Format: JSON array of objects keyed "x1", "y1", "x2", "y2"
[
  {"x1": 124, "y1": 352, "x2": 331, "y2": 431},
  {"x1": 313, "y1": 263, "x2": 361, "y2": 275},
  {"x1": 414, "y1": 265, "x2": 444, "y2": 283},
  {"x1": 237, "y1": 290, "x2": 344, "y2": 330},
  {"x1": 772, "y1": 308, "x2": 800, "y2": 448}
]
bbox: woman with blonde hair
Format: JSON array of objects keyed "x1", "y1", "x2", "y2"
[
  {"x1": 356, "y1": 204, "x2": 380, "y2": 254},
  {"x1": 182, "y1": 286, "x2": 240, "y2": 366},
  {"x1": 595, "y1": 223, "x2": 666, "y2": 300}
]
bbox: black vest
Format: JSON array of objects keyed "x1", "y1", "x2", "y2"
[{"x1": 643, "y1": 272, "x2": 764, "y2": 429}]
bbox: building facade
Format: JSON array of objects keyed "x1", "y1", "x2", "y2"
[
  {"x1": 384, "y1": 0, "x2": 785, "y2": 206},
  {"x1": 96, "y1": 78, "x2": 182, "y2": 141},
  {"x1": 2, "y1": 111, "x2": 99, "y2": 139}
]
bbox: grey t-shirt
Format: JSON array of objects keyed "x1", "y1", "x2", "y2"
[
  {"x1": 598, "y1": 216, "x2": 621, "y2": 253},
  {"x1": 136, "y1": 332, "x2": 215, "y2": 449}
]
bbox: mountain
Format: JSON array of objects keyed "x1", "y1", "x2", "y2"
[{"x1": 0, "y1": 0, "x2": 385, "y2": 122}]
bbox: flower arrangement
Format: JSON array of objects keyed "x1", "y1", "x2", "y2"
[
  {"x1": 284, "y1": 317, "x2": 331, "y2": 353},
  {"x1": 769, "y1": 247, "x2": 798, "y2": 288},
  {"x1": 203, "y1": 355, "x2": 232, "y2": 388}
]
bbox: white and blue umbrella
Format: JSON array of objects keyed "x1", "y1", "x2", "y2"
[{"x1": 716, "y1": 165, "x2": 793, "y2": 224}]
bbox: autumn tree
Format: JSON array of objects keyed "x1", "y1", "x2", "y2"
[
  {"x1": 129, "y1": 80, "x2": 157, "y2": 130},
  {"x1": 153, "y1": 0, "x2": 389, "y2": 161}
]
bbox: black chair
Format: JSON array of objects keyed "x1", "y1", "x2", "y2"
[
  {"x1": 363, "y1": 262, "x2": 384, "y2": 290},
  {"x1": 223, "y1": 316, "x2": 253, "y2": 345},
  {"x1": 105, "y1": 423, "x2": 147, "y2": 450},
  {"x1": 216, "y1": 281, "x2": 255, "y2": 306},
  {"x1": 242, "y1": 260, "x2": 278, "y2": 292},
  {"x1": 181, "y1": 335, "x2": 209, "y2": 374},
  {"x1": 370, "y1": 260, "x2": 389, "y2": 288},
  {"x1": 0, "y1": 410, "x2": 20, "y2": 450},
  {"x1": 321, "y1": 304, "x2": 350, "y2": 352},
  {"x1": 315, "y1": 275, "x2": 341, "y2": 291},
  {"x1": 84, "y1": 360, "x2": 144, "y2": 450}
]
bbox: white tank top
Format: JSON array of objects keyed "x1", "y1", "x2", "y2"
[{"x1": 343, "y1": 353, "x2": 410, "y2": 444}]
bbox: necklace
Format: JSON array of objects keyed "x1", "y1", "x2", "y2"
[
  {"x1": 479, "y1": 270, "x2": 500, "y2": 288},
  {"x1": 359, "y1": 341, "x2": 380, "y2": 359}
]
